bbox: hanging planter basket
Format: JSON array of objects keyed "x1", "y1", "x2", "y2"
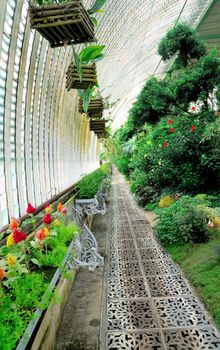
[
  {"x1": 79, "y1": 97, "x2": 103, "y2": 117},
  {"x1": 29, "y1": 0, "x2": 95, "y2": 48},
  {"x1": 66, "y1": 63, "x2": 97, "y2": 91},
  {"x1": 89, "y1": 119, "x2": 106, "y2": 138}
]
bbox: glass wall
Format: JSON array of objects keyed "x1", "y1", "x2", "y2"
[{"x1": 0, "y1": 0, "x2": 100, "y2": 228}]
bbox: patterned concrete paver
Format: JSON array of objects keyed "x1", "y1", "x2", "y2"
[{"x1": 106, "y1": 169, "x2": 220, "y2": 349}]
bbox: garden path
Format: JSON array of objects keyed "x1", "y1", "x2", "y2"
[{"x1": 105, "y1": 168, "x2": 220, "y2": 349}]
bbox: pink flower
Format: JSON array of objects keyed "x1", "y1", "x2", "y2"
[
  {"x1": 13, "y1": 229, "x2": 27, "y2": 243},
  {"x1": 61, "y1": 207, "x2": 68, "y2": 214},
  {"x1": 208, "y1": 220, "x2": 214, "y2": 228},
  {"x1": 191, "y1": 125, "x2": 196, "y2": 132},
  {"x1": 26, "y1": 202, "x2": 36, "y2": 214},
  {"x1": 43, "y1": 214, "x2": 53, "y2": 225},
  {"x1": 191, "y1": 106, "x2": 196, "y2": 111},
  {"x1": 174, "y1": 194, "x2": 180, "y2": 200},
  {"x1": 168, "y1": 119, "x2": 173, "y2": 125},
  {"x1": 169, "y1": 128, "x2": 174, "y2": 133},
  {"x1": 163, "y1": 142, "x2": 169, "y2": 148}
]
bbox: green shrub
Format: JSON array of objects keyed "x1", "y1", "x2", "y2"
[
  {"x1": 158, "y1": 23, "x2": 206, "y2": 68},
  {"x1": 77, "y1": 164, "x2": 111, "y2": 198},
  {"x1": 155, "y1": 197, "x2": 209, "y2": 244}
]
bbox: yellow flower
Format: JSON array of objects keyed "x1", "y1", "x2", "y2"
[
  {"x1": 45, "y1": 204, "x2": 53, "y2": 214},
  {"x1": 6, "y1": 233, "x2": 14, "y2": 247},
  {"x1": 7, "y1": 254, "x2": 17, "y2": 266},
  {"x1": 44, "y1": 228, "x2": 50, "y2": 238},
  {"x1": 54, "y1": 219, "x2": 60, "y2": 227}
]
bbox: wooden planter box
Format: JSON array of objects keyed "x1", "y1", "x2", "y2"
[
  {"x1": 79, "y1": 97, "x2": 103, "y2": 117},
  {"x1": 16, "y1": 241, "x2": 76, "y2": 350},
  {"x1": 29, "y1": 0, "x2": 95, "y2": 48},
  {"x1": 66, "y1": 63, "x2": 97, "y2": 90},
  {"x1": 90, "y1": 119, "x2": 106, "y2": 138}
]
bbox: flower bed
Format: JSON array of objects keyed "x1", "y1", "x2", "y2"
[
  {"x1": 76, "y1": 164, "x2": 111, "y2": 199},
  {"x1": 0, "y1": 202, "x2": 78, "y2": 350}
]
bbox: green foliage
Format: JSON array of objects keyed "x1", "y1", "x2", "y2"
[
  {"x1": 166, "y1": 237, "x2": 220, "y2": 329},
  {"x1": 128, "y1": 77, "x2": 175, "y2": 129},
  {"x1": 79, "y1": 45, "x2": 105, "y2": 64},
  {"x1": 117, "y1": 111, "x2": 219, "y2": 204},
  {"x1": 0, "y1": 221, "x2": 78, "y2": 349},
  {"x1": 77, "y1": 164, "x2": 111, "y2": 198},
  {"x1": 158, "y1": 23, "x2": 206, "y2": 68},
  {"x1": 175, "y1": 51, "x2": 220, "y2": 108},
  {"x1": 155, "y1": 196, "x2": 209, "y2": 244},
  {"x1": 31, "y1": 224, "x2": 76, "y2": 268},
  {"x1": 88, "y1": 0, "x2": 107, "y2": 15},
  {"x1": 0, "y1": 273, "x2": 48, "y2": 350}
]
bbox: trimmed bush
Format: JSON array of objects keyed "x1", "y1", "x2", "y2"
[{"x1": 155, "y1": 197, "x2": 209, "y2": 244}]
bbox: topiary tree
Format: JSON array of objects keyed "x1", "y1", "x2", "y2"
[
  {"x1": 158, "y1": 23, "x2": 207, "y2": 68},
  {"x1": 174, "y1": 51, "x2": 220, "y2": 109}
]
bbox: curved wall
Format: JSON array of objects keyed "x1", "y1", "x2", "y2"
[
  {"x1": 0, "y1": 0, "x2": 214, "y2": 227},
  {"x1": 0, "y1": 0, "x2": 100, "y2": 227}
]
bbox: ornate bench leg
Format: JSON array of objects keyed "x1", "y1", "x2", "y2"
[{"x1": 71, "y1": 206, "x2": 104, "y2": 271}]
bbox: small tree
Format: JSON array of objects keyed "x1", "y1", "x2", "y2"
[{"x1": 158, "y1": 23, "x2": 207, "y2": 68}]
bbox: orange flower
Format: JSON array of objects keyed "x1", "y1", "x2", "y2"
[
  {"x1": 0, "y1": 268, "x2": 6, "y2": 281},
  {"x1": 36, "y1": 227, "x2": 50, "y2": 240},
  {"x1": 57, "y1": 202, "x2": 63, "y2": 212},
  {"x1": 9, "y1": 217, "x2": 20, "y2": 230}
]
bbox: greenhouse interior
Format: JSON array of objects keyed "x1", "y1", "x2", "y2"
[{"x1": 0, "y1": 0, "x2": 220, "y2": 349}]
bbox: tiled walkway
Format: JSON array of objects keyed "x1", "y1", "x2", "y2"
[{"x1": 106, "y1": 169, "x2": 220, "y2": 349}]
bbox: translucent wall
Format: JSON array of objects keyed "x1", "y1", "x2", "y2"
[
  {"x1": 95, "y1": 0, "x2": 213, "y2": 129},
  {"x1": 0, "y1": 0, "x2": 214, "y2": 226},
  {"x1": 0, "y1": 0, "x2": 100, "y2": 227}
]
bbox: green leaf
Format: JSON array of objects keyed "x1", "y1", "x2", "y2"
[
  {"x1": 83, "y1": 87, "x2": 93, "y2": 112},
  {"x1": 30, "y1": 240, "x2": 39, "y2": 249},
  {"x1": 77, "y1": 89, "x2": 84, "y2": 99},
  {"x1": 72, "y1": 45, "x2": 83, "y2": 82},
  {"x1": 90, "y1": 16, "x2": 98, "y2": 26},
  {"x1": 31, "y1": 258, "x2": 41, "y2": 267},
  {"x1": 79, "y1": 45, "x2": 105, "y2": 64},
  {"x1": 88, "y1": 0, "x2": 107, "y2": 15},
  {"x1": 3, "y1": 277, "x2": 20, "y2": 288}
]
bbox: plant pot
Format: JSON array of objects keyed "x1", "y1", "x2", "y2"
[
  {"x1": 66, "y1": 63, "x2": 97, "y2": 91},
  {"x1": 79, "y1": 97, "x2": 103, "y2": 117},
  {"x1": 16, "y1": 241, "x2": 76, "y2": 350},
  {"x1": 90, "y1": 119, "x2": 106, "y2": 138},
  {"x1": 29, "y1": 0, "x2": 95, "y2": 48}
]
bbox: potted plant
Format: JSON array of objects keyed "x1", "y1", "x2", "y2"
[
  {"x1": 79, "y1": 95, "x2": 103, "y2": 115},
  {"x1": 0, "y1": 201, "x2": 78, "y2": 350},
  {"x1": 29, "y1": 0, "x2": 107, "y2": 47},
  {"x1": 66, "y1": 44, "x2": 105, "y2": 90}
]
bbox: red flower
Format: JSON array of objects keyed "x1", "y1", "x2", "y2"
[
  {"x1": 169, "y1": 128, "x2": 174, "y2": 133},
  {"x1": 163, "y1": 142, "x2": 169, "y2": 148},
  {"x1": 191, "y1": 106, "x2": 196, "y2": 111},
  {"x1": 191, "y1": 125, "x2": 196, "y2": 132},
  {"x1": 43, "y1": 214, "x2": 53, "y2": 225},
  {"x1": 168, "y1": 119, "x2": 173, "y2": 125},
  {"x1": 13, "y1": 229, "x2": 27, "y2": 243},
  {"x1": 26, "y1": 202, "x2": 36, "y2": 214}
]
